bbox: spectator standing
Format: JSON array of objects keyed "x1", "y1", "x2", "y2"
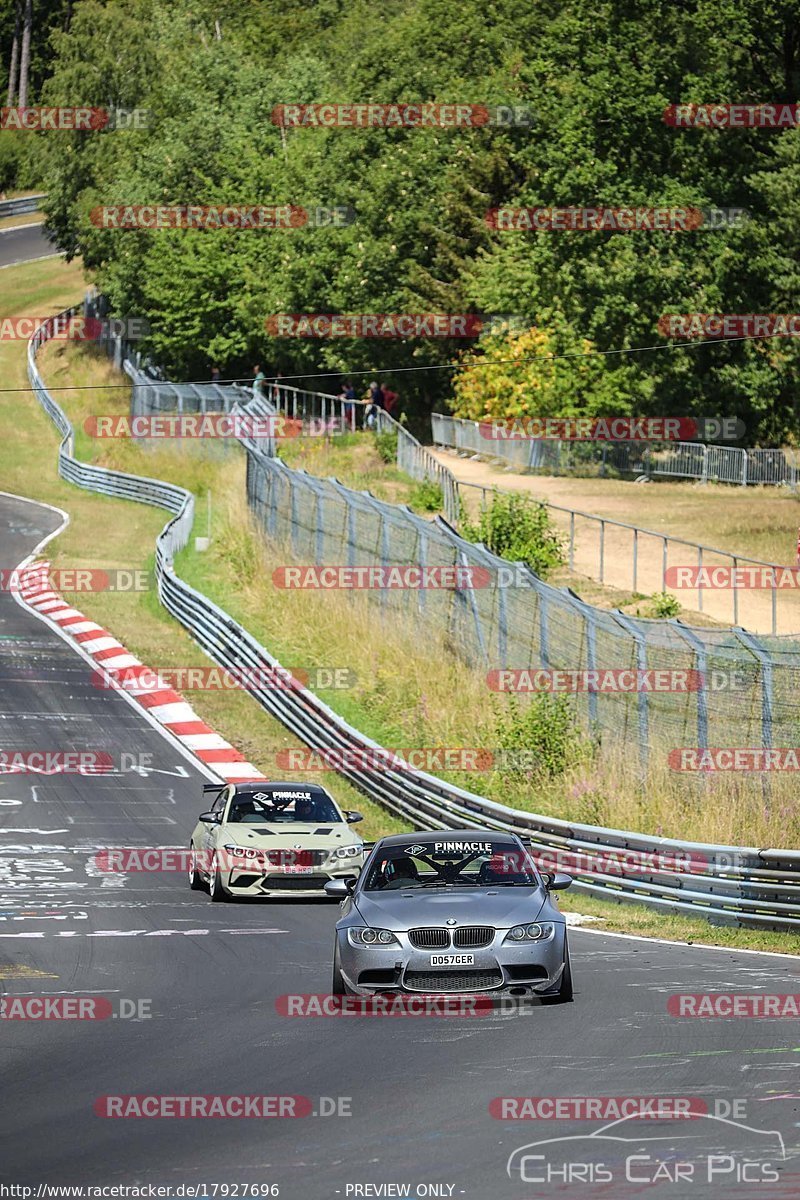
[
  {"x1": 365, "y1": 380, "x2": 385, "y2": 429},
  {"x1": 339, "y1": 380, "x2": 357, "y2": 430},
  {"x1": 252, "y1": 364, "x2": 267, "y2": 397}
]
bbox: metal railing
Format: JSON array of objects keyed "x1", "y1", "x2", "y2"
[
  {"x1": 26, "y1": 308, "x2": 800, "y2": 930},
  {"x1": 0, "y1": 192, "x2": 46, "y2": 220},
  {"x1": 456, "y1": 479, "x2": 797, "y2": 635},
  {"x1": 432, "y1": 412, "x2": 800, "y2": 489}
]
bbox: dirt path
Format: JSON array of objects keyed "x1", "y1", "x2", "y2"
[{"x1": 432, "y1": 449, "x2": 800, "y2": 636}]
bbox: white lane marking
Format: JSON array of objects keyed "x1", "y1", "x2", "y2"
[
  {"x1": 0, "y1": 220, "x2": 45, "y2": 233},
  {"x1": 0, "y1": 253, "x2": 63, "y2": 271},
  {"x1": 0, "y1": 928, "x2": 289, "y2": 938},
  {"x1": 571, "y1": 924, "x2": 800, "y2": 961},
  {"x1": 0, "y1": 829, "x2": 69, "y2": 834}
]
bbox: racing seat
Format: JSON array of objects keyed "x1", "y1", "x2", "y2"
[
  {"x1": 383, "y1": 857, "x2": 421, "y2": 889},
  {"x1": 477, "y1": 854, "x2": 523, "y2": 885},
  {"x1": 229, "y1": 800, "x2": 258, "y2": 823}
]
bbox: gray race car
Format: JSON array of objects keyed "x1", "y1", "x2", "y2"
[{"x1": 325, "y1": 828, "x2": 573, "y2": 1002}]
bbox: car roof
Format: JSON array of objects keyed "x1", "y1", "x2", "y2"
[{"x1": 375, "y1": 828, "x2": 522, "y2": 847}]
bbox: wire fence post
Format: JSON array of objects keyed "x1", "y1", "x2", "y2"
[
  {"x1": 611, "y1": 609, "x2": 650, "y2": 774},
  {"x1": 669, "y1": 620, "x2": 709, "y2": 755}
]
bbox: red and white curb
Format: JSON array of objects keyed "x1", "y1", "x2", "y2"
[{"x1": 12, "y1": 559, "x2": 265, "y2": 784}]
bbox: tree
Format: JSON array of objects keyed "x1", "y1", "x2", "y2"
[
  {"x1": 17, "y1": 0, "x2": 31, "y2": 108},
  {"x1": 6, "y1": 1, "x2": 20, "y2": 106}
]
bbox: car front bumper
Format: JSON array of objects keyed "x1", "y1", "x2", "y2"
[
  {"x1": 337, "y1": 925, "x2": 567, "y2": 995},
  {"x1": 223, "y1": 859, "x2": 363, "y2": 897}
]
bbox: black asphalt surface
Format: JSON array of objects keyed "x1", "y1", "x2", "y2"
[
  {"x1": 1, "y1": 490, "x2": 800, "y2": 1199},
  {"x1": 0, "y1": 222, "x2": 56, "y2": 269}
]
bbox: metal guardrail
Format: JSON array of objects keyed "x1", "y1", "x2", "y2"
[
  {"x1": 0, "y1": 192, "x2": 46, "y2": 220},
  {"x1": 432, "y1": 412, "x2": 800, "y2": 490},
  {"x1": 26, "y1": 307, "x2": 800, "y2": 931}
]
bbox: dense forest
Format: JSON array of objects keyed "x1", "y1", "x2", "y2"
[{"x1": 3, "y1": 0, "x2": 800, "y2": 440}]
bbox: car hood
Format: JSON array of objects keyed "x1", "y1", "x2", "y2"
[
  {"x1": 216, "y1": 823, "x2": 361, "y2": 850},
  {"x1": 353, "y1": 887, "x2": 548, "y2": 931}
]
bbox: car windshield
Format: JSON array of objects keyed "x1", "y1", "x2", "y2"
[
  {"x1": 227, "y1": 789, "x2": 341, "y2": 824},
  {"x1": 363, "y1": 838, "x2": 539, "y2": 890}
]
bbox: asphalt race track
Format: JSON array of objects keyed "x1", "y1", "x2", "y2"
[
  {"x1": 2, "y1": 491, "x2": 800, "y2": 1198},
  {"x1": 0, "y1": 223, "x2": 57, "y2": 270}
]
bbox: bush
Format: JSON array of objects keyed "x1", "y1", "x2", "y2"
[
  {"x1": 494, "y1": 695, "x2": 591, "y2": 781},
  {"x1": 410, "y1": 478, "x2": 444, "y2": 512},
  {"x1": 461, "y1": 490, "x2": 565, "y2": 579},
  {"x1": 0, "y1": 132, "x2": 26, "y2": 193},
  {"x1": 374, "y1": 430, "x2": 398, "y2": 463},
  {"x1": 649, "y1": 591, "x2": 681, "y2": 619}
]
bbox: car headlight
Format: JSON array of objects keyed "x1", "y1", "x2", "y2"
[
  {"x1": 224, "y1": 844, "x2": 260, "y2": 860},
  {"x1": 347, "y1": 927, "x2": 399, "y2": 947},
  {"x1": 332, "y1": 845, "x2": 363, "y2": 860},
  {"x1": 503, "y1": 922, "x2": 555, "y2": 944}
]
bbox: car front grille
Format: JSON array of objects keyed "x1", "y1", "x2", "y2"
[
  {"x1": 263, "y1": 850, "x2": 329, "y2": 868},
  {"x1": 263, "y1": 875, "x2": 329, "y2": 890},
  {"x1": 408, "y1": 927, "x2": 450, "y2": 949},
  {"x1": 404, "y1": 969, "x2": 503, "y2": 992},
  {"x1": 453, "y1": 926, "x2": 494, "y2": 948}
]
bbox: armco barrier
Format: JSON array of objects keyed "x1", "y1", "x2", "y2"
[
  {"x1": 0, "y1": 192, "x2": 46, "y2": 220},
  {"x1": 27, "y1": 308, "x2": 800, "y2": 931}
]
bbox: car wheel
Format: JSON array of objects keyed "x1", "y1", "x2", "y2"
[
  {"x1": 332, "y1": 941, "x2": 347, "y2": 995},
  {"x1": 540, "y1": 941, "x2": 573, "y2": 1005},
  {"x1": 208, "y1": 852, "x2": 229, "y2": 902},
  {"x1": 188, "y1": 845, "x2": 205, "y2": 891}
]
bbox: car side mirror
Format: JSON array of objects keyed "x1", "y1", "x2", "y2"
[
  {"x1": 544, "y1": 871, "x2": 573, "y2": 891},
  {"x1": 198, "y1": 811, "x2": 220, "y2": 824},
  {"x1": 325, "y1": 878, "x2": 355, "y2": 897},
  {"x1": 345, "y1": 811, "x2": 363, "y2": 824}
]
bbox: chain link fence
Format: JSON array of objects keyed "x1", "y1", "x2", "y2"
[{"x1": 96, "y1": 317, "x2": 800, "y2": 775}]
